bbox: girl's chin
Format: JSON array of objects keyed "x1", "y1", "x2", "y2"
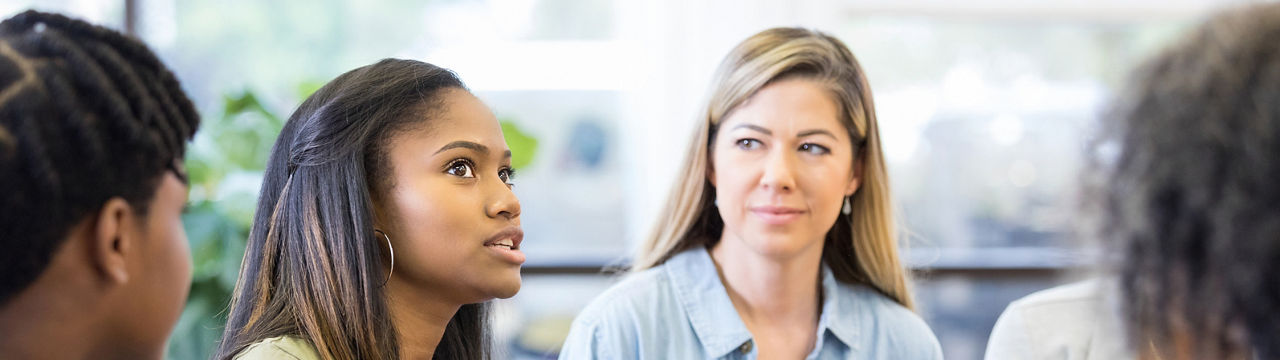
[{"x1": 483, "y1": 276, "x2": 523, "y2": 300}]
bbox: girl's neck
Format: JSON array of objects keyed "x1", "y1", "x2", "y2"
[{"x1": 385, "y1": 279, "x2": 461, "y2": 359}]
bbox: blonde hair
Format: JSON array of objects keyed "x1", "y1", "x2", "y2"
[{"x1": 634, "y1": 27, "x2": 914, "y2": 310}]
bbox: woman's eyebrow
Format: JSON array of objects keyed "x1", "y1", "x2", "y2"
[
  {"x1": 732, "y1": 123, "x2": 772, "y2": 135},
  {"x1": 797, "y1": 129, "x2": 837, "y2": 139},
  {"x1": 732, "y1": 124, "x2": 837, "y2": 140}
]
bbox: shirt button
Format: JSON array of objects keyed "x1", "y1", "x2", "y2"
[{"x1": 739, "y1": 340, "x2": 753, "y2": 353}]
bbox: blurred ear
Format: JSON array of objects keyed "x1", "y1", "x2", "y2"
[
  {"x1": 706, "y1": 134, "x2": 718, "y2": 188},
  {"x1": 91, "y1": 197, "x2": 136, "y2": 285},
  {"x1": 845, "y1": 148, "x2": 864, "y2": 196},
  {"x1": 707, "y1": 159, "x2": 717, "y2": 188},
  {"x1": 370, "y1": 194, "x2": 393, "y2": 233}
]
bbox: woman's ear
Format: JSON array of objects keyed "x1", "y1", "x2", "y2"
[
  {"x1": 91, "y1": 198, "x2": 136, "y2": 285},
  {"x1": 845, "y1": 148, "x2": 865, "y2": 196},
  {"x1": 706, "y1": 139, "x2": 718, "y2": 187},
  {"x1": 707, "y1": 160, "x2": 717, "y2": 187}
]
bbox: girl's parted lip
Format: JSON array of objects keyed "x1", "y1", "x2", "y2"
[{"x1": 484, "y1": 227, "x2": 524, "y2": 250}]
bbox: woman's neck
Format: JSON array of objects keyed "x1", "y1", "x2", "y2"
[
  {"x1": 385, "y1": 279, "x2": 461, "y2": 359},
  {"x1": 708, "y1": 233, "x2": 824, "y2": 329}
]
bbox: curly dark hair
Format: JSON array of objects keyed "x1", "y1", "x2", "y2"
[
  {"x1": 0, "y1": 10, "x2": 199, "y2": 305},
  {"x1": 1093, "y1": 4, "x2": 1280, "y2": 359}
]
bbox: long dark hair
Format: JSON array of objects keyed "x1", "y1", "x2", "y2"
[
  {"x1": 1091, "y1": 4, "x2": 1280, "y2": 359},
  {"x1": 0, "y1": 10, "x2": 198, "y2": 305},
  {"x1": 215, "y1": 59, "x2": 490, "y2": 360}
]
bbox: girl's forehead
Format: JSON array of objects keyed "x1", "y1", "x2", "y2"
[{"x1": 390, "y1": 112, "x2": 508, "y2": 157}]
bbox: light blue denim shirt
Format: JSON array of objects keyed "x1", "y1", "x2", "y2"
[{"x1": 559, "y1": 248, "x2": 943, "y2": 360}]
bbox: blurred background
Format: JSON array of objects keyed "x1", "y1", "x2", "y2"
[{"x1": 2, "y1": 0, "x2": 1267, "y2": 358}]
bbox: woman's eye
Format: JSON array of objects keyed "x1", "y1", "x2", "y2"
[
  {"x1": 499, "y1": 168, "x2": 516, "y2": 187},
  {"x1": 799, "y1": 143, "x2": 830, "y2": 155},
  {"x1": 736, "y1": 138, "x2": 762, "y2": 150},
  {"x1": 446, "y1": 160, "x2": 475, "y2": 178}
]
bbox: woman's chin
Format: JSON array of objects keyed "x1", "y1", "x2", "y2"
[{"x1": 742, "y1": 234, "x2": 823, "y2": 260}]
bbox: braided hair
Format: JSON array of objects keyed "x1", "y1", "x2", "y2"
[{"x1": 0, "y1": 10, "x2": 199, "y2": 305}]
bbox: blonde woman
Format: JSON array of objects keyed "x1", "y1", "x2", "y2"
[{"x1": 559, "y1": 28, "x2": 942, "y2": 359}]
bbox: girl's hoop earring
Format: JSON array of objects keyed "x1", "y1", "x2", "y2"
[{"x1": 374, "y1": 229, "x2": 394, "y2": 287}]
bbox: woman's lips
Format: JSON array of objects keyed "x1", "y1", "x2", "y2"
[
  {"x1": 747, "y1": 205, "x2": 806, "y2": 225},
  {"x1": 484, "y1": 227, "x2": 525, "y2": 264}
]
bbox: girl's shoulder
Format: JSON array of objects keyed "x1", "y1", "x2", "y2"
[{"x1": 234, "y1": 335, "x2": 321, "y2": 360}]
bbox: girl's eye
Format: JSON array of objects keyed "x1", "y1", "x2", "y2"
[
  {"x1": 736, "y1": 138, "x2": 762, "y2": 150},
  {"x1": 446, "y1": 160, "x2": 475, "y2": 178},
  {"x1": 799, "y1": 143, "x2": 830, "y2": 155},
  {"x1": 498, "y1": 168, "x2": 516, "y2": 187}
]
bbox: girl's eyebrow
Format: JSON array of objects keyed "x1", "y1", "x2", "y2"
[
  {"x1": 434, "y1": 140, "x2": 489, "y2": 155},
  {"x1": 434, "y1": 140, "x2": 511, "y2": 159}
]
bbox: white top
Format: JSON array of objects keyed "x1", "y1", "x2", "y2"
[{"x1": 984, "y1": 279, "x2": 1132, "y2": 360}]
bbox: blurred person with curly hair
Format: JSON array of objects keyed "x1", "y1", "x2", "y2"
[{"x1": 987, "y1": 3, "x2": 1280, "y2": 359}]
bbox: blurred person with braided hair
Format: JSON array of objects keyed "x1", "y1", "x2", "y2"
[{"x1": 0, "y1": 10, "x2": 199, "y2": 359}]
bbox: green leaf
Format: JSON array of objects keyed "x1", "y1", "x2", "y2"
[
  {"x1": 221, "y1": 91, "x2": 261, "y2": 118},
  {"x1": 296, "y1": 80, "x2": 326, "y2": 100},
  {"x1": 501, "y1": 119, "x2": 539, "y2": 169}
]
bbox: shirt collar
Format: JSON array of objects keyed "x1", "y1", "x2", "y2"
[
  {"x1": 665, "y1": 248, "x2": 862, "y2": 357},
  {"x1": 665, "y1": 248, "x2": 754, "y2": 357},
  {"x1": 819, "y1": 263, "x2": 862, "y2": 351}
]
